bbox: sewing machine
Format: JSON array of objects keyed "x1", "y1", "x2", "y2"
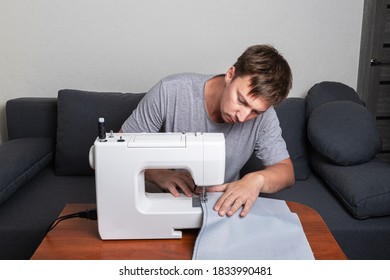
[{"x1": 89, "y1": 128, "x2": 225, "y2": 240}]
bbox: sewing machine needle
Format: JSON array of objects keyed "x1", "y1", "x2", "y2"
[{"x1": 201, "y1": 186, "x2": 208, "y2": 203}]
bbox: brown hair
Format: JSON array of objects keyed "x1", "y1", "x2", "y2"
[{"x1": 233, "y1": 45, "x2": 292, "y2": 105}]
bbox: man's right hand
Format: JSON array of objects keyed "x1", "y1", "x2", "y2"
[{"x1": 144, "y1": 169, "x2": 195, "y2": 197}]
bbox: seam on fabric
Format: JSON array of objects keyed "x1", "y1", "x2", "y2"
[{"x1": 192, "y1": 199, "x2": 209, "y2": 259}]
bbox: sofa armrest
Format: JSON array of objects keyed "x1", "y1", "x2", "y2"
[
  {"x1": 310, "y1": 151, "x2": 390, "y2": 219},
  {"x1": 0, "y1": 138, "x2": 54, "y2": 206},
  {"x1": 6, "y1": 98, "x2": 57, "y2": 140}
]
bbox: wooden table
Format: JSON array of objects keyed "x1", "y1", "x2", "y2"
[{"x1": 31, "y1": 202, "x2": 347, "y2": 260}]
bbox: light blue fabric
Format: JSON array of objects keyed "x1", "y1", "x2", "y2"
[{"x1": 193, "y1": 193, "x2": 315, "y2": 260}]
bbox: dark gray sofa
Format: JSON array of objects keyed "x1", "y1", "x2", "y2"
[{"x1": 1, "y1": 81, "x2": 390, "y2": 260}]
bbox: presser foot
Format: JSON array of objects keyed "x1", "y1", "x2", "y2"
[{"x1": 191, "y1": 187, "x2": 208, "y2": 207}]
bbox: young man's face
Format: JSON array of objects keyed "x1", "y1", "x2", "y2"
[{"x1": 220, "y1": 67, "x2": 272, "y2": 123}]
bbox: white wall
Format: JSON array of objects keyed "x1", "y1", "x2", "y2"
[{"x1": 0, "y1": 0, "x2": 364, "y2": 143}]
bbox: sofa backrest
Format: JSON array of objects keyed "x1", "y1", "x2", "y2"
[
  {"x1": 6, "y1": 90, "x2": 312, "y2": 180},
  {"x1": 275, "y1": 98, "x2": 311, "y2": 180},
  {"x1": 6, "y1": 98, "x2": 57, "y2": 140},
  {"x1": 55, "y1": 90, "x2": 145, "y2": 175}
]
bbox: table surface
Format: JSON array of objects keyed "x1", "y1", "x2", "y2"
[{"x1": 31, "y1": 202, "x2": 347, "y2": 260}]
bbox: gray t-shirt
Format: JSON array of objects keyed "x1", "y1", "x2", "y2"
[{"x1": 121, "y1": 73, "x2": 289, "y2": 183}]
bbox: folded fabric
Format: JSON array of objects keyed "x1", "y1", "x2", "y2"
[{"x1": 192, "y1": 193, "x2": 314, "y2": 260}]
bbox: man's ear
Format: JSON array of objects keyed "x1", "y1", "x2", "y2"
[{"x1": 225, "y1": 66, "x2": 235, "y2": 83}]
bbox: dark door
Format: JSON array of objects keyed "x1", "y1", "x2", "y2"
[{"x1": 358, "y1": 0, "x2": 390, "y2": 162}]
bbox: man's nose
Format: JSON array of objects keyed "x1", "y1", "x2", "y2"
[{"x1": 237, "y1": 107, "x2": 252, "y2": 122}]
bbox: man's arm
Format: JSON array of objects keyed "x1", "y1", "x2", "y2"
[{"x1": 207, "y1": 157, "x2": 295, "y2": 217}]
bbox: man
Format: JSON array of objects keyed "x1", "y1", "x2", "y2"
[{"x1": 120, "y1": 45, "x2": 295, "y2": 217}]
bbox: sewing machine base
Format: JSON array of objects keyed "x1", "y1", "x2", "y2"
[{"x1": 98, "y1": 193, "x2": 203, "y2": 240}]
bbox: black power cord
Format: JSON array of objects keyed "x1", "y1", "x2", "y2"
[{"x1": 46, "y1": 208, "x2": 97, "y2": 233}]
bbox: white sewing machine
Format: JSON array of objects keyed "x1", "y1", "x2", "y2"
[{"x1": 89, "y1": 129, "x2": 225, "y2": 240}]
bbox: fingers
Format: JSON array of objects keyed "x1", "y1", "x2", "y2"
[
  {"x1": 214, "y1": 192, "x2": 245, "y2": 217},
  {"x1": 238, "y1": 200, "x2": 253, "y2": 217},
  {"x1": 214, "y1": 195, "x2": 254, "y2": 217},
  {"x1": 213, "y1": 183, "x2": 257, "y2": 217},
  {"x1": 165, "y1": 184, "x2": 181, "y2": 197},
  {"x1": 158, "y1": 170, "x2": 195, "y2": 197},
  {"x1": 175, "y1": 170, "x2": 195, "y2": 196},
  {"x1": 226, "y1": 197, "x2": 245, "y2": 217},
  {"x1": 215, "y1": 195, "x2": 240, "y2": 217}
]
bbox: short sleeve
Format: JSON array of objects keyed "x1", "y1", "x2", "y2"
[
  {"x1": 121, "y1": 80, "x2": 165, "y2": 133},
  {"x1": 254, "y1": 108, "x2": 290, "y2": 166}
]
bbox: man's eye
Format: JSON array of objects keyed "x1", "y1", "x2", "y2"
[{"x1": 238, "y1": 98, "x2": 246, "y2": 105}]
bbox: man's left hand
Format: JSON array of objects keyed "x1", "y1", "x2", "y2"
[{"x1": 206, "y1": 173, "x2": 264, "y2": 218}]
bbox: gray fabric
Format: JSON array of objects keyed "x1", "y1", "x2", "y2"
[
  {"x1": 306, "y1": 81, "x2": 364, "y2": 117},
  {"x1": 192, "y1": 193, "x2": 314, "y2": 260},
  {"x1": 121, "y1": 73, "x2": 289, "y2": 182},
  {"x1": 0, "y1": 138, "x2": 54, "y2": 206},
  {"x1": 55, "y1": 90, "x2": 145, "y2": 175},
  {"x1": 308, "y1": 101, "x2": 382, "y2": 166},
  {"x1": 274, "y1": 98, "x2": 311, "y2": 180},
  {"x1": 310, "y1": 152, "x2": 390, "y2": 219}
]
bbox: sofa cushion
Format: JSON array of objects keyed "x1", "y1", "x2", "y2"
[
  {"x1": 274, "y1": 98, "x2": 311, "y2": 180},
  {"x1": 0, "y1": 138, "x2": 54, "y2": 206},
  {"x1": 306, "y1": 81, "x2": 364, "y2": 116},
  {"x1": 55, "y1": 90, "x2": 145, "y2": 175},
  {"x1": 307, "y1": 101, "x2": 382, "y2": 166},
  {"x1": 310, "y1": 152, "x2": 390, "y2": 219}
]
